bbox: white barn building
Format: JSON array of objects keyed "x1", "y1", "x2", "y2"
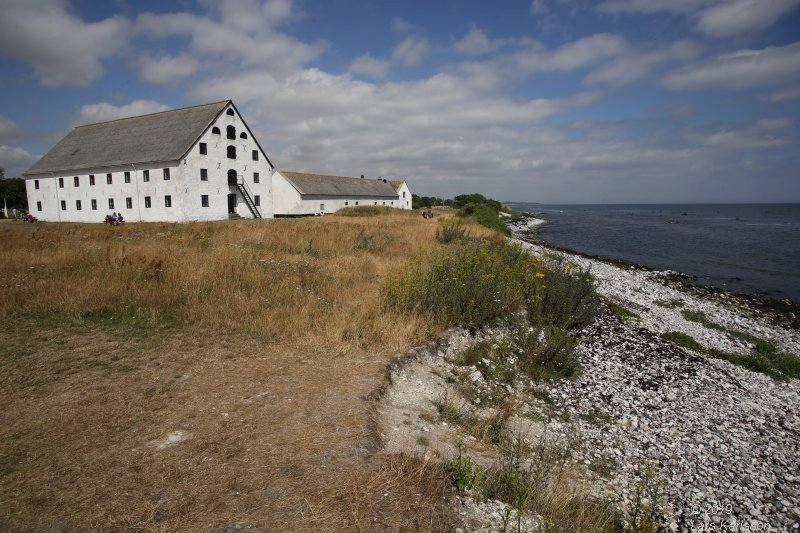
[
  {"x1": 272, "y1": 171, "x2": 412, "y2": 216},
  {"x1": 23, "y1": 100, "x2": 412, "y2": 222}
]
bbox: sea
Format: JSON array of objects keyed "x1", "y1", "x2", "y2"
[{"x1": 507, "y1": 203, "x2": 800, "y2": 304}]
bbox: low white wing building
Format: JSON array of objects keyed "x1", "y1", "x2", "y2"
[
  {"x1": 23, "y1": 100, "x2": 412, "y2": 222},
  {"x1": 272, "y1": 171, "x2": 412, "y2": 216}
]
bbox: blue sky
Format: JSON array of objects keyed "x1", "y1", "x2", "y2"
[{"x1": 1, "y1": 0, "x2": 799, "y2": 203}]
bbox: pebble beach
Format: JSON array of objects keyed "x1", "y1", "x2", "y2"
[{"x1": 375, "y1": 215, "x2": 800, "y2": 531}]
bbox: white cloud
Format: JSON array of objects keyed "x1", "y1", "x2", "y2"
[
  {"x1": 137, "y1": 54, "x2": 199, "y2": 86},
  {"x1": 74, "y1": 100, "x2": 172, "y2": 126},
  {"x1": 530, "y1": 0, "x2": 549, "y2": 14},
  {"x1": 393, "y1": 36, "x2": 430, "y2": 66},
  {"x1": 695, "y1": 0, "x2": 800, "y2": 38},
  {"x1": 453, "y1": 26, "x2": 503, "y2": 57},
  {"x1": 0, "y1": 145, "x2": 39, "y2": 177},
  {"x1": 391, "y1": 17, "x2": 415, "y2": 34},
  {"x1": 349, "y1": 54, "x2": 390, "y2": 80},
  {"x1": 691, "y1": 117, "x2": 793, "y2": 149},
  {"x1": 0, "y1": 117, "x2": 20, "y2": 143},
  {"x1": 0, "y1": 0, "x2": 129, "y2": 87},
  {"x1": 663, "y1": 42, "x2": 800, "y2": 91},
  {"x1": 135, "y1": 1, "x2": 324, "y2": 78},
  {"x1": 584, "y1": 40, "x2": 700, "y2": 87},
  {"x1": 512, "y1": 33, "x2": 627, "y2": 73},
  {"x1": 597, "y1": 0, "x2": 800, "y2": 38},
  {"x1": 768, "y1": 86, "x2": 800, "y2": 103}
]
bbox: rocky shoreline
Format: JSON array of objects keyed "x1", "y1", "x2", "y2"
[{"x1": 374, "y1": 216, "x2": 800, "y2": 531}]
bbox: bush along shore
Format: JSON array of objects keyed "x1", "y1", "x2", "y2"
[{"x1": 375, "y1": 215, "x2": 800, "y2": 531}]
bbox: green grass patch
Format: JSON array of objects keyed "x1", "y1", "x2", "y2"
[
  {"x1": 654, "y1": 298, "x2": 684, "y2": 309},
  {"x1": 608, "y1": 302, "x2": 640, "y2": 320},
  {"x1": 660, "y1": 331, "x2": 705, "y2": 352}
]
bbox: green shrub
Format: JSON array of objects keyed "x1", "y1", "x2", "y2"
[
  {"x1": 527, "y1": 255, "x2": 599, "y2": 330},
  {"x1": 383, "y1": 239, "x2": 535, "y2": 326},
  {"x1": 458, "y1": 202, "x2": 510, "y2": 235},
  {"x1": 516, "y1": 325, "x2": 580, "y2": 380},
  {"x1": 436, "y1": 220, "x2": 470, "y2": 244}
]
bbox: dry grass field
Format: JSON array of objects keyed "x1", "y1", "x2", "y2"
[{"x1": 0, "y1": 211, "x2": 489, "y2": 531}]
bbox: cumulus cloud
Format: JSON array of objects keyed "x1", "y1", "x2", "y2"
[
  {"x1": 74, "y1": 100, "x2": 172, "y2": 126},
  {"x1": 137, "y1": 54, "x2": 199, "y2": 85},
  {"x1": 393, "y1": 36, "x2": 430, "y2": 66},
  {"x1": 512, "y1": 33, "x2": 627, "y2": 73},
  {"x1": 584, "y1": 40, "x2": 700, "y2": 87},
  {"x1": 391, "y1": 17, "x2": 415, "y2": 34},
  {"x1": 694, "y1": 0, "x2": 800, "y2": 38},
  {"x1": 135, "y1": 0, "x2": 324, "y2": 78},
  {"x1": 0, "y1": 145, "x2": 39, "y2": 177},
  {"x1": 0, "y1": 117, "x2": 20, "y2": 144},
  {"x1": 453, "y1": 26, "x2": 503, "y2": 57},
  {"x1": 663, "y1": 42, "x2": 800, "y2": 90},
  {"x1": 349, "y1": 54, "x2": 390, "y2": 80},
  {"x1": 597, "y1": 0, "x2": 800, "y2": 38},
  {"x1": 530, "y1": 0, "x2": 549, "y2": 14},
  {"x1": 0, "y1": 0, "x2": 129, "y2": 87}
]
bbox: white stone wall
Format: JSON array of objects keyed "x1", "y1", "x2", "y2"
[
  {"x1": 24, "y1": 103, "x2": 274, "y2": 223},
  {"x1": 395, "y1": 182, "x2": 412, "y2": 210}
]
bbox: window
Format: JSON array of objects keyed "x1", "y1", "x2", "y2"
[
  {"x1": 126, "y1": 197, "x2": 132, "y2": 209},
  {"x1": 201, "y1": 195, "x2": 209, "y2": 207},
  {"x1": 226, "y1": 125, "x2": 236, "y2": 140},
  {"x1": 106, "y1": 173, "x2": 112, "y2": 184},
  {"x1": 89, "y1": 174, "x2": 95, "y2": 186},
  {"x1": 144, "y1": 196, "x2": 151, "y2": 208},
  {"x1": 34, "y1": 179, "x2": 39, "y2": 189},
  {"x1": 124, "y1": 171, "x2": 131, "y2": 183},
  {"x1": 76, "y1": 200, "x2": 82, "y2": 211},
  {"x1": 226, "y1": 108, "x2": 235, "y2": 116},
  {"x1": 199, "y1": 142, "x2": 207, "y2": 155},
  {"x1": 143, "y1": 170, "x2": 150, "y2": 182},
  {"x1": 61, "y1": 200, "x2": 66, "y2": 210},
  {"x1": 200, "y1": 168, "x2": 208, "y2": 181},
  {"x1": 165, "y1": 195, "x2": 172, "y2": 208},
  {"x1": 320, "y1": 203, "x2": 325, "y2": 212},
  {"x1": 227, "y1": 146, "x2": 236, "y2": 159},
  {"x1": 212, "y1": 126, "x2": 220, "y2": 134},
  {"x1": 240, "y1": 132, "x2": 248, "y2": 139},
  {"x1": 355, "y1": 201, "x2": 359, "y2": 206},
  {"x1": 74, "y1": 176, "x2": 79, "y2": 187},
  {"x1": 252, "y1": 150, "x2": 258, "y2": 161},
  {"x1": 163, "y1": 168, "x2": 170, "y2": 180},
  {"x1": 91, "y1": 199, "x2": 97, "y2": 210},
  {"x1": 253, "y1": 172, "x2": 259, "y2": 183},
  {"x1": 36, "y1": 201, "x2": 42, "y2": 211},
  {"x1": 345, "y1": 201, "x2": 349, "y2": 206},
  {"x1": 58, "y1": 177, "x2": 64, "y2": 188},
  {"x1": 254, "y1": 195, "x2": 260, "y2": 206},
  {"x1": 108, "y1": 198, "x2": 115, "y2": 210},
  {"x1": 374, "y1": 202, "x2": 377, "y2": 205}
]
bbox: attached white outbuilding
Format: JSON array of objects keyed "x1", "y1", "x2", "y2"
[
  {"x1": 272, "y1": 171, "x2": 412, "y2": 216},
  {"x1": 23, "y1": 100, "x2": 413, "y2": 222}
]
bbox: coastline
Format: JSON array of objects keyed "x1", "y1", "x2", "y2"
[
  {"x1": 510, "y1": 214, "x2": 799, "y2": 330},
  {"x1": 375, "y1": 213, "x2": 800, "y2": 530}
]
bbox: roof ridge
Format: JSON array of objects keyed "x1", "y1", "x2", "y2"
[{"x1": 74, "y1": 100, "x2": 231, "y2": 129}]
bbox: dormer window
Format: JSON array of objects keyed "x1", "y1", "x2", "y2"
[{"x1": 226, "y1": 125, "x2": 236, "y2": 140}]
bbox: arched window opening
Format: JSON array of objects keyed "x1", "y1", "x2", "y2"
[
  {"x1": 227, "y1": 169, "x2": 237, "y2": 186},
  {"x1": 226, "y1": 125, "x2": 236, "y2": 140},
  {"x1": 240, "y1": 132, "x2": 248, "y2": 139},
  {"x1": 212, "y1": 126, "x2": 220, "y2": 134},
  {"x1": 227, "y1": 145, "x2": 236, "y2": 159},
  {"x1": 226, "y1": 109, "x2": 235, "y2": 116}
]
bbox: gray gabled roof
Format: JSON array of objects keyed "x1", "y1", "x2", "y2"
[
  {"x1": 24, "y1": 100, "x2": 231, "y2": 176},
  {"x1": 280, "y1": 171, "x2": 399, "y2": 198}
]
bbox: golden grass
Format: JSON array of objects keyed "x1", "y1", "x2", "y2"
[{"x1": 0, "y1": 211, "x2": 472, "y2": 531}]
